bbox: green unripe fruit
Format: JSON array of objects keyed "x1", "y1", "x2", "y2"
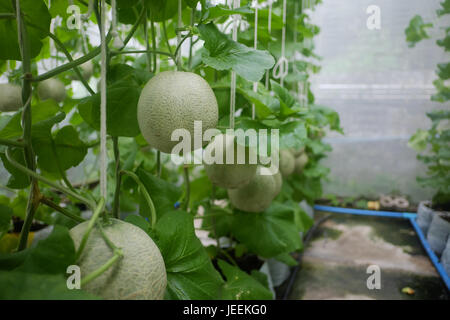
[
  {"x1": 269, "y1": 166, "x2": 283, "y2": 196},
  {"x1": 294, "y1": 153, "x2": 309, "y2": 175},
  {"x1": 37, "y1": 78, "x2": 66, "y2": 103},
  {"x1": 137, "y1": 71, "x2": 219, "y2": 154},
  {"x1": 70, "y1": 218, "x2": 167, "y2": 300},
  {"x1": 289, "y1": 146, "x2": 305, "y2": 157},
  {"x1": 279, "y1": 149, "x2": 295, "y2": 177},
  {"x1": 204, "y1": 133, "x2": 258, "y2": 189},
  {"x1": 0, "y1": 83, "x2": 22, "y2": 112},
  {"x1": 228, "y1": 166, "x2": 278, "y2": 213},
  {"x1": 73, "y1": 60, "x2": 94, "y2": 80}
]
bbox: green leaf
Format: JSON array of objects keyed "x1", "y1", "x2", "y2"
[
  {"x1": 78, "y1": 80, "x2": 141, "y2": 137},
  {"x1": 17, "y1": 225, "x2": 76, "y2": 275},
  {"x1": 405, "y1": 15, "x2": 433, "y2": 47},
  {"x1": 34, "y1": 125, "x2": 87, "y2": 174},
  {"x1": 0, "y1": 271, "x2": 98, "y2": 299},
  {"x1": 0, "y1": 0, "x2": 51, "y2": 60},
  {"x1": 231, "y1": 203, "x2": 302, "y2": 258},
  {"x1": 154, "y1": 210, "x2": 224, "y2": 299},
  {"x1": 279, "y1": 121, "x2": 308, "y2": 149},
  {"x1": 198, "y1": 23, "x2": 275, "y2": 82},
  {"x1": 0, "y1": 204, "x2": 13, "y2": 234},
  {"x1": 218, "y1": 260, "x2": 273, "y2": 300},
  {"x1": 0, "y1": 147, "x2": 30, "y2": 189},
  {"x1": 204, "y1": 4, "x2": 253, "y2": 21},
  {"x1": 145, "y1": 0, "x2": 181, "y2": 22},
  {"x1": 0, "y1": 100, "x2": 62, "y2": 139},
  {"x1": 408, "y1": 129, "x2": 429, "y2": 151}
]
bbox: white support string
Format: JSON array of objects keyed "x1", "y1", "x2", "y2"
[
  {"x1": 99, "y1": 0, "x2": 108, "y2": 201},
  {"x1": 265, "y1": 0, "x2": 273, "y2": 89},
  {"x1": 272, "y1": 0, "x2": 288, "y2": 86},
  {"x1": 251, "y1": 0, "x2": 259, "y2": 120},
  {"x1": 177, "y1": 0, "x2": 182, "y2": 67},
  {"x1": 229, "y1": 0, "x2": 240, "y2": 129}
]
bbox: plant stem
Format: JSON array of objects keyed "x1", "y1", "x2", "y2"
[
  {"x1": 31, "y1": 33, "x2": 110, "y2": 83},
  {"x1": 156, "y1": 150, "x2": 161, "y2": 177},
  {"x1": 40, "y1": 197, "x2": 85, "y2": 223},
  {"x1": 150, "y1": 15, "x2": 157, "y2": 73},
  {"x1": 75, "y1": 197, "x2": 106, "y2": 261},
  {"x1": 142, "y1": 9, "x2": 152, "y2": 72},
  {"x1": 45, "y1": 31, "x2": 94, "y2": 95},
  {"x1": 15, "y1": 0, "x2": 39, "y2": 252},
  {"x1": 183, "y1": 165, "x2": 190, "y2": 211},
  {"x1": 0, "y1": 138, "x2": 25, "y2": 148},
  {"x1": 80, "y1": 248, "x2": 122, "y2": 286},
  {"x1": 112, "y1": 137, "x2": 121, "y2": 219},
  {"x1": 5, "y1": 148, "x2": 96, "y2": 210},
  {"x1": 0, "y1": 13, "x2": 15, "y2": 19},
  {"x1": 162, "y1": 20, "x2": 174, "y2": 57},
  {"x1": 118, "y1": 7, "x2": 145, "y2": 51},
  {"x1": 188, "y1": 7, "x2": 195, "y2": 70},
  {"x1": 174, "y1": 32, "x2": 192, "y2": 67},
  {"x1": 120, "y1": 170, "x2": 157, "y2": 229},
  {"x1": 110, "y1": 50, "x2": 172, "y2": 58}
]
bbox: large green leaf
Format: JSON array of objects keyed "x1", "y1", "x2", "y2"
[
  {"x1": 0, "y1": 147, "x2": 30, "y2": 189},
  {"x1": 231, "y1": 203, "x2": 302, "y2": 258},
  {"x1": 154, "y1": 210, "x2": 224, "y2": 299},
  {"x1": 0, "y1": 0, "x2": 51, "y2": 60},
  {"x1": 33, "y1": 125, "x2": 87, "y2": 174},
  {"x1": 0, "y1": 271, "x2": 98, "y2": 299},
  {"x1": 218, "y1": 260, "x2": 273, "y2": 300},
  {"x1": 78, "y1": 80, "x2": 141, "y2": 137},
  {"x1": 198, "y1": 23, "x2": 275, "y2": 82}
]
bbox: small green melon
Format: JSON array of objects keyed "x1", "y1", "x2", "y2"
[
  {"x1": 204, "y1": 133, "x2": 258, "y2": 189},
  {"x1": 279, "y1": 149, "x2": 295, "y2": 177},
  {"x1": 137, "y1": 71, "x2": 219, "y2": 154},
  {"x1": 294, "y1": 153, "x2": 309, "y2": 175},
  {"x1": 228, "y1": 166, "x2": 278, "y2": 213},
  {"x1": 70, "y1": 218, "x2": 167, "y2": 300},
  {"x1": 0, "y1": 83, "x2": 22, "y2": 112},
  {"x1": 37, "y1": 78, "x2": 66, "y2": 103}
]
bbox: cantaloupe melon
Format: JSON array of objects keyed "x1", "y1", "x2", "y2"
[
  {"x1": 137, "y1": 71, "x2": 218, "y2": 154},
  {"x1": 70, "y1": 218, "x2": 167, "y2": 300}
]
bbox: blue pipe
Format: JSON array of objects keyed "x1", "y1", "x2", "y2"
[
  {"x1": 313, "y1": 204, "x2": 449, "y2": 291},
  {"x1": 313, "y1": 205, "x2": 416, "y2": 219},
  {"x1": 409, "y1": 218, "x2": 450, "y2": 291}
]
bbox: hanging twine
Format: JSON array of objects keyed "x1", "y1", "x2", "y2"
[
  {"x1": 99, "y1": 0, "x2": 108, "y2": 201},
  {"x1": 229, "y1": 0, "x2": 240, "y2": 129},
  {"x1": 265, "y1": 0, "x2": 273, "y2": 89},
  {"x1": 177, "y1": 0, "x2": 182, "y2": 68},
  {"x1": 272, "y1": 0, "x2": 288, "y2": 86},
  {"x1": 251, "y1": 0, "x2": 260, "y2": 120}
]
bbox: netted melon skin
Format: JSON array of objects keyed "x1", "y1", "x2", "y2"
[
  {"x1": 137, "y1": 71, "x2": 219, "y2": 154},
  {"x1": 279, "y1": 149, "x2": 295, "y2": 177},
  {"x1": 70, "y1": 219, "x2": 167, "y2": 300},
  {"x1": 37, "y1": 78, "x2": 66, "y2": 103},
  {"x1": 228, "y1": 166, "x2": 277, "y2": 213},
  {"x1": 204, "y1": 134, "x2": 257, "y2": 189},
  {"x1": 294, "y1": 153, "x2": 309, "y2": 175},
  {"x1": 0, "y1": 83, "x2": 22, "y2": 112}
]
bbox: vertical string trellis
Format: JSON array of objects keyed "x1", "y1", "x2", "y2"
[
  {"x1": 251, "y1": 0, "x2": 259, "y2": 120},
  {"x1": 265, "y1": 0, "x2": 273, "y2": 89},
  {"x1": 99, "y1": 0, "x2": 108, "y2": 201},
  {"x1": 272, "y1": 0, "x2": 288, "y2": 87},
  {"x1": 229, "y1": 0, "x2": 240, "y2": 129}
]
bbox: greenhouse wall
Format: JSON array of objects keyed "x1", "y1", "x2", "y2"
[{"x1": 309, "y1": 0, "x2": 448, "y2": 202}]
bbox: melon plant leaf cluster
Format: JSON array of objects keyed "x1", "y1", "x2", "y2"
[{"x1": 0, "y1": 0, "x2": 343, "y2": 300}]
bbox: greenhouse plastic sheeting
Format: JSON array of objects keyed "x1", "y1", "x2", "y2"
[{"x1": 309, "y1": 0, "x2": 448, "y2": 202}]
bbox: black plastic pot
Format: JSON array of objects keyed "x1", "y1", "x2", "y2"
[
  {"x1": 417, "y1": 200, "x2": 434, "y2": 235},
  {"x1": 427, "y1": 211, "x2": 450, "y2": 256}
]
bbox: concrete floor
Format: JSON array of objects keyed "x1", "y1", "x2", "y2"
[{"x1": 289, "y1": 212, "x2": 449, "y2": 300}]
